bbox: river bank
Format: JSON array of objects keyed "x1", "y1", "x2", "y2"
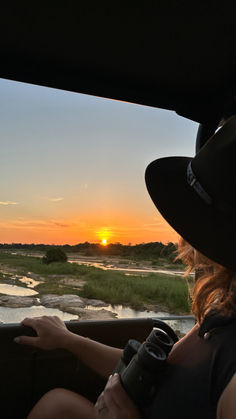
[
  {"x1": 0, "y1": 251, "x2": 194, "y2": 334},
  {"x1": 8, "y1": 250, "x2": 186, "y2": 275}
]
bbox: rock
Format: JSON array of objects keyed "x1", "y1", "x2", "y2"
[
  {"x1": 40, "y1": 294, "x2": 108, "y2": 309},
  {"x1": 64, "y1": 306, "x2": 117, "y2": 320},
  {"x1": 0, "y1": 288, "x2": 114, "y2": 320},
  {"x1": 80, "y1": 308, "x2": 117, "y2": 320},
  {"x1": 0, "y1": 295, "x2": 39, "y2": 308},
  {"x1": 40, "y1": 294, "x2": 85, "y2": 309},
  {"x1": 83, "y1": 298, "x2": 109, "y2": 307},
  {"x1": 38, "y1": 294, "x2": 114, "y2": 320},
  {"x1": 59, "y1": 278, "x2": 86, "y2": 288}
]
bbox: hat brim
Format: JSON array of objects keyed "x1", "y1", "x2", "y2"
[{"x1": 145, "y1": 156, "x2": 236, "y2": 270}]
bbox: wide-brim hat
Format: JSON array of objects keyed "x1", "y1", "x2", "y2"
[{"x1": 145, "y1": 115, "x2": 236, "y2": 270}]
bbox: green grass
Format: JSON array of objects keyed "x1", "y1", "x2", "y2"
[
  {"x1": 0, "y1": 251, "x2": 192, "y2": 313},
  {"x1": 0, "y1": 252, "x2": 88, "y2": 276},
  {"x1": 80, "y1": 272, "x2": 192, "y2": 313},
  {"x1": 35, "y1": 280, "x2": 80, "y2": 296}
]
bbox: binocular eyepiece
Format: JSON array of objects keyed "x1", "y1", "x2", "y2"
[{"x1": 113, "y1": 329, "x2": 174, "y2": 407}]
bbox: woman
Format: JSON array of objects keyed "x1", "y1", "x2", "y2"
[{"x1": 15, "y1": 115, "x2": 236, "y2": 418}]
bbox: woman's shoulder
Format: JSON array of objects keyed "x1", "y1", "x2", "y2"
[
  {"x1": 217, "y1": 372, "x2": 236, "y2": 419},
  {"x1": 197, "y1": 311, "x2": 236, "y2": 413}
]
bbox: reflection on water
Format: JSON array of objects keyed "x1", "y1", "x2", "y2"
[
  {"x1": 86, "y1": 304, "x2": 170, "y2": 318},
  {"x1": 0, "y1": 305, "x2": 78, "y2": 324},
  {"x1": 0, "y1": 255, "x2": 192, "y2": 333},
  {"x1": 69, "y1": 259, "x2": 185, "y2": 276},
  {"x1": 125, "y1": 273, "x2": 145, "y2": 277},
  {"x1": 7, "y1": 252, "x2": 185, "y2": 276},
  {"x1": 0, "y1": 283, "x2": 38, "y2": 296},
  {"x1": 86, "y1": 304, "x2": 195, "y2": 335},
  {"x1": 19, "y1": 276, "x2": 42, "y2": 288}
]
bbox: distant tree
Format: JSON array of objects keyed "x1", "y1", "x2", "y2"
[
  {"x1": 84, "y1": 248, "x2": 94, "y2": 256},
  {"x1": 160, "y1": 242, "x2": 181, "y2": 263},
  {"x1": 42, "y1": 247, "x2": 68, "y2": 264}
]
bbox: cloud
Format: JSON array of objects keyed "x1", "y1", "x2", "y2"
[
  {"x1": 0, "y1": 219, "x2": 71, "y2": 230},
  {"x1": 0, "y1": 201, "x2": 19, "y2": 206},
  {"x1": 52, "y1": 221, "x2": 70, "y2": 228},
  {"x1": 48, "y1": 197, "x2": 64, "y2": 202}
]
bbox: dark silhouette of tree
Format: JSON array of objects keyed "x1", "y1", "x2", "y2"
[
  {"x1": 0, "y1": 241, "x2": 181, "y2": 263},
  {"x1": 42, "y1": 247, "x2": 68, "y2": 264}
]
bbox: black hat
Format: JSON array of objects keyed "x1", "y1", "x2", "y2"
[{"x1": 145, "y1": 115, "x2": 236, "y2": 270}]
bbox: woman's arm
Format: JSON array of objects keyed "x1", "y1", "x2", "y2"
[
  {"x1": 14, "y1": 316, "x2": 122, "y2": 378},
  {"x1": 217, "y1": 372, "x2": 236, "y2": 419}
]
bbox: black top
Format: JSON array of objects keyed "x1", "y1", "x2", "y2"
[{"x1": 144, "y1": 313, "x2": 236, "y2": 418}]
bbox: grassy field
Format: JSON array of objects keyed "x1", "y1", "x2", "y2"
[{"x1": 0, "y1": 251, "x2": 193, "y2": 314}]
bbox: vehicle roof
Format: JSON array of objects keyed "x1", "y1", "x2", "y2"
[{"x1": 1, "y1": 5, "x2": 236, "y2": 124}]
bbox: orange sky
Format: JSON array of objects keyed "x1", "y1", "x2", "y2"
[
  {"x1": 0, "y1": 79, "x2": 196, "y2": 246},
  {"x1": 0, "y1": 212, "x2": 179, "y2": 245}
]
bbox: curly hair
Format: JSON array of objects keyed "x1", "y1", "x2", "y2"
[{"x1": 178, "y1": 238, "x2": 236, "y2": 323}]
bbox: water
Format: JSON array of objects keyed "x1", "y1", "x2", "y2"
[
  {"x1": 0, "y1": 280, "x2": 194, "y2": 333},
  {"x1": 0, "y1": 274, "x2": 78, "y2": 322},
  {"x1": 70, "y1": 258, "x2": 185, "y2": 276},
  {"x1": 0, "y1": 283, "x2": 38, "y2": 296},
  {"x1": 0, "y1": 305, "x2": 78, "y2": 323},
  {"x1": 86, "y1": 304, "x2": 195, "y2": 335},
  {"x1": 1, "y1": 255, "x2": 193, "y2": 333},
  {"x1": 19, "y1": 275, "x2": 42, "y2": 288},
  {"x1": 0, "y1": 302, "x2": 194, "y2": 334},
  {"x1": 8, "y1": 251, "x2": 185, "y2": 276}
]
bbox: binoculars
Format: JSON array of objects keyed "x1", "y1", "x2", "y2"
[{"x1": 113, "y1": 328, "x2": 175, "y2": 407}]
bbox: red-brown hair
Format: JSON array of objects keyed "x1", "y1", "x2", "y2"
[{"x1": 178, "y1": 238, "x2": 236, "y2": 323}]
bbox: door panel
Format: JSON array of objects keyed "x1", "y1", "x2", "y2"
[{"x1": 0, "y1": 318, "x2": 154, "y2": 418}]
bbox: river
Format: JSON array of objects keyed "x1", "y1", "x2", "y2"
[
  {"x1": 68, "y1": 256, "x2": 186, "y2": 276},
  {"x1": 0, "y1": 276, "x2": 194, "y2": 333},
  {"x1": 0, "y1": 305, "x2": 78, "y2": 323},
  {"x1": 0, "y1": 254, "x2": 194, "y2": 333},
  {"x1": 9, "y1": 251, "x2": 186, "y2": 276}
]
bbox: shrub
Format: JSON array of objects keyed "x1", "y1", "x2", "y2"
[{"x1": 42, "y1": 247, "x2": 68, "y2": 264}]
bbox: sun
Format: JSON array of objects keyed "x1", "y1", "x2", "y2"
[{"x1": 97, "y1": 229, "x2": 111, "y2": 245}]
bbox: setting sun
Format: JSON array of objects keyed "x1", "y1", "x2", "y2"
[{"x1": 97, "y1": 229, "x2": 112, "y2": 245}]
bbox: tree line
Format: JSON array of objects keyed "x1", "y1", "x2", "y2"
[{"x1": 0, "y1": 241, "x2": 181, "y2": 263}]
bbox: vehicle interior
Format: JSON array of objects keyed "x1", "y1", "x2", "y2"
[{"x1": 0, "y1": 5, "x2": 236, "y2": 418}]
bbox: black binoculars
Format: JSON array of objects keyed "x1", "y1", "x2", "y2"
[{"x1": 113, "y1": 327, "x2": 175, "y2": 407}]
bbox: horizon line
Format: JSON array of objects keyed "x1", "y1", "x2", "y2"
[{"x1": 0, "y1": 240, "x2": 177, "y2": 246}]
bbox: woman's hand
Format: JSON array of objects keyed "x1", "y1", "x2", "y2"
[
  {"x1": 94, "y1": 374, "x2": 141, "y2": 419},
  {"x1": 14, "y1": 315, "x2": 71, "y2": 350}
]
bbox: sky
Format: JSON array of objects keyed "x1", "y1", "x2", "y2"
[{"x1": 0, "y1": 78, "x2": 198, "y2": 245}]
